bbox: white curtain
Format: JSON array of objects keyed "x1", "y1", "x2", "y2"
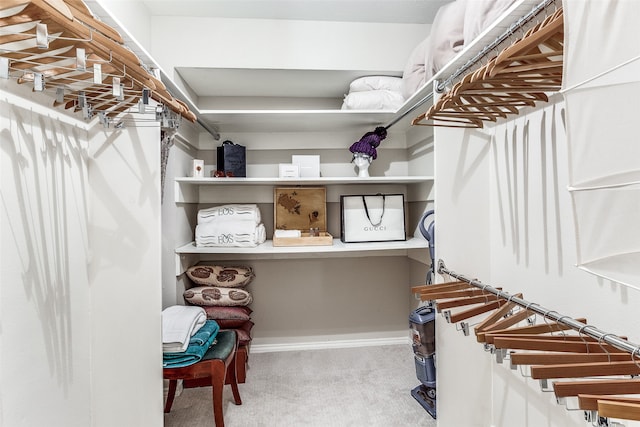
[{"x1": 562, "y1": 0, "x2": 640, "y2": 288}]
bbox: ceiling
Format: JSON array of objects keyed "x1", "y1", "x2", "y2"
[{"x1": 140, "y1": 0, "x2": 451, "y2": 25}]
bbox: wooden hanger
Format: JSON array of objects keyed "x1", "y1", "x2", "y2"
[
  {"x1": 494, "y1": 8, "x2": 563, "y2": 69},
  {"x1": 578, "y1": 395, "x2": 640, "y2": 411},
  {"x1": 0, "y1": 0, "x2": 195, "y2": 122},
  {"x1": 411, "y1": 6, "x2": 564, "y2": 129},
  {"x1": 413, "y1": 115, "x2": 485, "y2": 129},
  {"x1": 422, "y1": 287, "x2": 500, "y2": 302},
  {"x1": 410, "y1": 281, "x2": 470, "y2": 294},
  {"x1": 530, "y1": 361, "x2": 640, "y2": 380},
  {"x1": 474, "y1": 294, "x2": 523, "y2": 339},
  {"x1": 436, "y1": 294, "x2": 500, "y2": 310},
  {"x1": 511, "y1": 352, "x2": 633, "y2": 366},
  {"x1": 474, "y1": 309, "x2": 536, "y2": 342},
  {"x1": 598, "y1": 400, "x2": 640, "y2": 421},
  {"x1": 446, "y1": 299, "x2": 506, "y2": 323},
  {"x1": 492, "y1": 337, "x2": 620, "y2": 353},
  {"x1": 480, "y1": 317, "x2": 587, "y2": 343},
  {"x1": 64, "y1": 0, "x2": 125, "y2": 44},
  {"x1": 553, "y1": 379, "x2": 640, "y2": 398},
  {"x1": 487, "y1": 334, "x2": 617, "y2": 344}
]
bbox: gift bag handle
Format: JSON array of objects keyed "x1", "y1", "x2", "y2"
[{"x1": 362, "y1": 194, "x2": 386, "y2": 227}]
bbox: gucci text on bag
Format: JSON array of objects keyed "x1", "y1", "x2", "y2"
[{"x1": 340, "y1": 194, "x2": 406, "y2": 243}]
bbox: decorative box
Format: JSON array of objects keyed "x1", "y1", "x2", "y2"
[
  {"x1": 292, "y1": 155, "x2": 320, "y2": 177},
  {"x1": 273, "y1": 187, "x2": 331, "y2": 246}
]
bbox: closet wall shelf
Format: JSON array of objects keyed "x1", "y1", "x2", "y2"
[
  {"x1": 176, "y1": 237, "x2": 428, "y2": 258},
  {"x1": 175, "y1": 176, "x2": 433, "y2": 186},
  {"x1": 175, "y1": 176, "x2": 434, "y2": 204},
  {"x1": 175, "y1": 237, "x2": 430, "y2": 275}
]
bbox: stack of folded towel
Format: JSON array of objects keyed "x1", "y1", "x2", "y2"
[
  {"x1": 195, "y1": 204, "x2": 266, "y2": 248},
  {"x1": 162, "y1": 305, "x2": 220, "y2": 368}
]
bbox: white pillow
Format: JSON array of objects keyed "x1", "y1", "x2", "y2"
[
  {"x1": 401, "y1": 36, "x2": 432, "y2": 100},
  {"x1": 428, "y1": 0, "x2": 467, "y2": 75},
  {"x1": 464, "y1": 0, "x2": 517, "y2": 44},
  {"x1": 341, "y1": 90, "x2": 405, "y2": 111},
  {"x1": 349, "y1": 76, "x2": 403, "y2": 93}
]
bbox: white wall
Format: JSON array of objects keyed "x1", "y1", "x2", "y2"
[
  {"x1": 148, "y1": 16, "x2": 430, "y2": 76},
  {"x1": 435, "y1": 95, "x2": 640, "y2": 427},
  {"x1": 1, "y1": 80, "x2": 165, "y2": 426},
  {"x1": 1, "y1": 82, "x2": 93, "y2": 427},
  {"x1": 433, "y1": 121, "x2": 493, "y2": 427},
  {"x1": 88, "y1": 116, "x2": 164, "y2": 426}
]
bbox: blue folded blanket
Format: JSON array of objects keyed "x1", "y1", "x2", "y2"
[
  {"x1": 189, "y1": 320, "x2": 220, "y2": 346},
  {"x1": 163, "y1": 320, "x2": 220, "y2": 368}
]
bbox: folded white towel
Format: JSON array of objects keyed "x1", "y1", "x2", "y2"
[
  {"x1": 198, "y1": 204, "x2": 261, "y2": 225},
  {"x1": 162, "y1": 305, "x2": 207, "y2": 353},
  {"x1": 274, "y1": 229, "x2": 302, "y2": 238},
  {"x1": 196, "y1": 223, "x2": 266, "y2": 247}
]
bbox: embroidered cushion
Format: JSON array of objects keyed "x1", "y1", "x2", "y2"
[
  {"x1": 201, "y1": 305, "x2": 252, "y2": 320},
  {"x1": 186, "y1": 264, "x2": 255, "y2": 288},
  {"x1": 184, "y1": 286, "x2": 253, "y2": 307},
  {"x1": 202, "y1": 306, "x2": 253, "y2": 328}
]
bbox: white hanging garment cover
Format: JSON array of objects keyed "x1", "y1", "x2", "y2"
[{"x1": 562, "y1": 0, "x2": 640, "y2": 289}]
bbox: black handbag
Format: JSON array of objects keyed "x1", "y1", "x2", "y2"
[{"x1": 216, "y1": 140, "x2": 246, "y2": 177}]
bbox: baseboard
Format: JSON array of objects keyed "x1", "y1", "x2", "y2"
[{"x1": 251, "y1": 333, "x2": 411, "y2": 353}]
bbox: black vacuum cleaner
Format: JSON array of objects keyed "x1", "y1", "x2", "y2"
[{"x1": 409, "y1": 210, "x2": 436, "y2": 419}]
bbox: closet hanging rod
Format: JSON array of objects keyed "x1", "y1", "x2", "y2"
[
  {"x1": 384, "y1": 0, "x2": 557, "y2": 130},
  {"x1": 436, "y1": 259, "x2": 640, "y2": 359}
]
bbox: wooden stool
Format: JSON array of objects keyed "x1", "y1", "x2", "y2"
[{"x1": 164, "y1": 330, "x2": 242, "y2": 427}]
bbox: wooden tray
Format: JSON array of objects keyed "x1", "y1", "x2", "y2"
[{"x1": 272, "y1": 232, "x2": 333, "y2": 247}]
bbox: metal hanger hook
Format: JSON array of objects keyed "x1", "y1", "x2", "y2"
[
  {"x1": 555, "y1": 315, "x2": 570, "y2": 338},
  {"x1": 597, "y1": 333, "x2": 613, "y2": 363}
]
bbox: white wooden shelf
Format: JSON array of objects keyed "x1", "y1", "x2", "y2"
[
  {"x1": 175, "y1": 176, "x2": 433, "y2": 186},
  {"x1": 176, "y1": 237, "x2": 429, "y2": 257},
  {"x1": 175, "y1": 175, "x2": 434, "y2": 203},
  {"x1": 174, "y1": 237, "x2": 430, "y2": 274}
]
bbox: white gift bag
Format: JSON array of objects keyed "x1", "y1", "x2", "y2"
[{"x1": 340, "y1": 194, "x2": 406, "y2": 243}]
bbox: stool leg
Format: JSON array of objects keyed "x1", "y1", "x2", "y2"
[
  {"x1": 212, "y1": 362, "x2": 226, "y2": 427},
  {"x1": 228, "y1": 350, "x2": 242, "y2": 405},
  {"x1": 164, "y1": 379, "x2": 177, "y2": 413}
]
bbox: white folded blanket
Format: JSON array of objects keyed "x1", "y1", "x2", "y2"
[
  {"x1": 162, "y1": 305, "x2": 207, "y2": 353},
  {"x1": 348, "y1": 76, "x2": 403, "y2": 93},
  {"x1": 196, "y1": 222, "x2": 266, "y2": 247},
  {"x1": 198, "y1": 204, "x2": 261, "y2": 225},
  {"x1": 341, "y1": 90, "x2": 405, "y2": 111}
]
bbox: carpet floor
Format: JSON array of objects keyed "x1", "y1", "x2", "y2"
[{"x1": 164, "y1": 344, "x2": 437, "y2": 427}]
